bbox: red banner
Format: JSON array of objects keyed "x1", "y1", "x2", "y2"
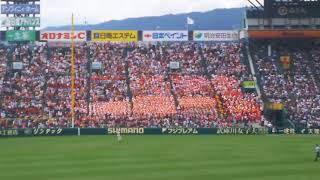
[{"x1": 248, "y1": 30, "x2": 320, "y2": 39}]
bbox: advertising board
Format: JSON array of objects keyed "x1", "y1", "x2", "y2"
[
  {"x1": 193, "y1": 31, "x2": 239, "y2": 41},
  {"x1": 40, "y1": 31, "x2": 87, "y2": 42},
  {"x1": 6, "y1": 30, "x2": 36, "y2": 41},
  {"x1": 143, "y1": 31, "x2": 188, "y2": 41},
  {"x1": 1, "y1": 4, "x2": 40, "y2": 14},
  {"x1": 1, "y1": 17, "x2": 40, "y2": 27},
  {"x1": 91, "y1": 30, "x2": 138, "y2": 42}
]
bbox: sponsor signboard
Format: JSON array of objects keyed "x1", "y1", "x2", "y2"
[
  {"x1": 169, "y1": 62, "x2": 180, "y2": 70},
  {"x1": 92, "y1": 62, "x2": 102, "y2": 70},
  {"x1": 280, "y1": 56, "x2": 290, "y2": 70},
  {"x1": 242, "y1": 81, "x2": 256, "y2": 89},
  {"x1": 1, "y1": 4, "x2": 40, "y2": 14},
  {"x1": 0, "y1": 129, "x2": 19, "y2": 137},
  {"x1": 107, "y1": 128, "x2": 145, "y2": 135},
  {"x1": 193, "y1": 31, "x2": 239, "y2": 41},
  {"x1": 162, "y1": 128, "x2": 199, "y2": 135},
  {"x1": 91, "y1": 30, "x2": 138, "y2": 42},
  {"x1": 217, "y1": 128, "x2": 269, "y2": 135},
  {"x1": 6, "y1": 30, "x2": 36, "y2": 41},
  {"x1": 273, "y1": 128, "x2": 320, "y2": 135},
  {"x1": 265, "y1": 103, "x2": 284, "y2": 111},
  {"x1": 12, "y1": 62, "x2": 23, "y2": 70},
  {"x1": 40, "y1": 31, "x2": 86, "y2": 42},
  {"x1": 32, "y1": 128, "x2": 64, "y2": 136},
  {"x1": 248, "y1": 30, "x2": 320, "y2": 39},
  {"x1": 1, "y1": 17, "x2": 40, "y2": 27},
  {"x1": 143, "y1": 31, "x2": 188, "y2": 41}
]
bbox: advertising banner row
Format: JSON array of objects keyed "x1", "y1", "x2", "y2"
[
  {"x1": 92, "y1": 30, "x2": 239, "y2": 42},
  {"x1": 0, "y1": 30, "x2": 240, "y2": 42},
  {"x1": 2, "y1": 30, "x2": 320, "y2": 42},
  {"x1": 12, "y1": 30, "x2": 320, "y2": 41},
  {"x1": 1, "y1": 128, "x2": 320, "y2": 137}
]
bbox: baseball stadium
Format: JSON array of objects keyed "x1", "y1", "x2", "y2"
[{"x1": 0, "y1": 0, "x2": 320, "y2": 180}]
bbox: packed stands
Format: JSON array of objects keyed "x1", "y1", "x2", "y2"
[
  {"x1": 251, "y1": 44, "x2": 289, "y2": 103},
  {"x1": 251, "y1": 41, "x2": 320, "y2": 128},
  {"x1": 88, "y1": 43, "x2": 129, "y2": 127},
  {"x1": 0, "y1": 45, "x2": 47, "y2": 128},
  {"x1": 46, "y1": 44, "x2": 90, "y2": 128},
  {"x1": 128, "y1": 44, "x2": 176, "y2": 121},
  {"x1": 168, "y1": 43, "x2": 219, "y2": 127},
  {"x1": 0, "y1": 42, "x2": 262, "y2": 129},
  {"x1": 204, "y1": 43, "x2": 261, "y2": 122}
]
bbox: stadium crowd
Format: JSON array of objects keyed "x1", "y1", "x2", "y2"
[
  {"x1": 204, "y1": 43, "x2": 261, "y2": 122},
  {"x1": 45, "y1": 44, "x2": 88, "y2": 128},
  {"x1": 0, "y1": 42, "x2": 263, "y2": 129},
  {"x1": 0, "y1": 45, "x2": 46, "y2": 128},
  {"x1": 252, "y1": 42, "x2": 320, "y2": 128},
  {"x1": 88, "y1": 43, "x2": 129, "y2": 128}
]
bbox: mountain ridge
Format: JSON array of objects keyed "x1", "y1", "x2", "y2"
[{"x1": 44, "y1": 7, "x2": 245, "y2": 31}]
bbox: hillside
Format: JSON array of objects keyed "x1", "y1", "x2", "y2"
[{"x1": 44, "y1": 7, "x2": 244, "y2": 30}]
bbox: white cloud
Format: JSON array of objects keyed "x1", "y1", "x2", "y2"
[{"x1": 40, "y1": 0, "x2": 251, "y2": 28}]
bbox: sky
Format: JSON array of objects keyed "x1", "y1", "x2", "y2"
[{"x1": 40, "y1": 0, "x2": 256, "y2": 28}]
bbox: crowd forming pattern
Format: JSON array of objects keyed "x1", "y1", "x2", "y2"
[{"x1": 0, "y1": 42, "x2": 262, "y2": 128}]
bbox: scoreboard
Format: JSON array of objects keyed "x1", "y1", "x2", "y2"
[{"x1": 264, "y1": 0, "x2": 320, "y2": 18}]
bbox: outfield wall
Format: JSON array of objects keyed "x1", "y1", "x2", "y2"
[{"x1": 1, "y1": 128, "x2": 320, "y2": 137}]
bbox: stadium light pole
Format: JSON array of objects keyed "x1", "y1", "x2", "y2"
[{"x1": 71, "y1": 13, "x2": 75, "y2": 128}]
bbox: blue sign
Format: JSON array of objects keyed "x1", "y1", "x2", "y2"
[
  {"x1": 1, "y1": 4, "x2": 40, "y2": 14},
  {"x1": 92, "y1": 62, "x2": 102, "y2": 70}
]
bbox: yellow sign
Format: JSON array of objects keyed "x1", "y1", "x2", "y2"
[
  {"x1": 91, "y1": 30, "x2": 138, "y2": 42},
  {"x1": 280, "y1": 56, "x2": 290, "y2": 70},
  {"x1": 265, "y1": 103, "x2": 284, "y2": 111}
]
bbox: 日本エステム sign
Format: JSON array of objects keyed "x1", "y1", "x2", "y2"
[{"x1": 91, "y1": 30, "x2": 138, "y2": 42}]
